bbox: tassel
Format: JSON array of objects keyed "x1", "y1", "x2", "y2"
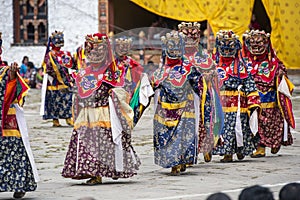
[{"x1": 233, "y1": 56, "x2": 238, "y2": 74}]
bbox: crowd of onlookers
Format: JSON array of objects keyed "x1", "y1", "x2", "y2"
[
  {"x1": 206, "y1": 182, "x2": 300, "y2": 200},
  {"x1": 18, "y1": 56, "x2": 44, "y2": 89}
]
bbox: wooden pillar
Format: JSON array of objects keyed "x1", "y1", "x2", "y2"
[
  {"x1": 108, "y1": 0, "x2": 114, "y2": 33},
  {"x1": 98, "y1": 0, "x2": 109, "y2": 34}
]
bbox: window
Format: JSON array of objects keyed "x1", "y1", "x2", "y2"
[{"x1": 13, "y1": 0, "x2": 48, "y2": 45}]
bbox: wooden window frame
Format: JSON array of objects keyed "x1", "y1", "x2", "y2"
[{"x1": 13, "y1": 0, "x2": 48, "y2": 46}]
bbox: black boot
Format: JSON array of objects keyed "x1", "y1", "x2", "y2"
[{"x1": 13, "y1": 192, "x2": 26, "y2": 199}]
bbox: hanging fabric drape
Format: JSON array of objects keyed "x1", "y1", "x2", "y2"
[
  {"x1": 262, "y1": 0, "x2": 300, "y2": 69},
  {"x1": 131, "y1": 0, "x2": 300, "y2": 69},
  {"x1": 197, "y1": 0, "x2": 255, "y2": 38},
  {"x1": 131, "y1": 0, "x2": 254, "y2": 38},
  {"x1": 130, "y1": 0, "x2": 206, "y2": 21}
]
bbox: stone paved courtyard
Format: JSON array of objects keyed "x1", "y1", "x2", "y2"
[{"x1": 1, "y1": 88, "x2": 300, "y2": 200}]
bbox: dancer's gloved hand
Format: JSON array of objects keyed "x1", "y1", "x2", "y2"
[{"x1": 9, "y1": 62, "x2": 19, "y2": 80}]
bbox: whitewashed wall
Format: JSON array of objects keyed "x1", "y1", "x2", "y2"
[{"x1": 0, "y1": 0, "x2": 98, "y2": 67}]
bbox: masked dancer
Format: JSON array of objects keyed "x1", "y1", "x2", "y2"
[
  {"x1": 62, "y1": 33, "x2": 143, "y2": 184},
  {"x1": 40, "y1": 31, "x2": 75, "y2": 127},
  {"x1": 212, "y1": 30, "x2": 261, "y2": 162},
  {"x1": 242, "y1": 30, "x2": 295, "y2": 157}
]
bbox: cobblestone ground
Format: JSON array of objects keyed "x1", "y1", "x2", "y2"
[{"x1": 1, "y1": 88, "x2": 300, "y2": 200}]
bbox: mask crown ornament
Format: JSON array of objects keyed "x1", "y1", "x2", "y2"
[
  {"x1": 216, "y1": 30, "x2": 239, "y2": 41},
  {"x1": 161, "y1": 31, "x2": 185, "y2": 45},
  {"x1": 115, "y1": 37, "x2": 132, "y2": 46},
  {"x1": 84, "y1": 33, "x2": 109, "y2": 54},
  {"x1": 243, "y1": 29, "x2": 270, "y2": 56},
  {"x1": 114, "y1": 37, "x2": 132, "y2": 57},
  {"x1": 50, "y1": 30, "x2": 64, "y2": 48},
  {"x1": 178, "y1": 22, "x2": 201, "y2": 47},
  {"x1": 161, "y1": 31, "x2": 185, "y2": 59},
  {"x1": 85, "y1": 34, "x2": 108, "y2": 44},
  {"x1": 215, "y1": 30, "x2": 241, "y2": 57}
]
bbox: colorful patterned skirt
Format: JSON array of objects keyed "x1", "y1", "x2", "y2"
[
  {"x1": 253, "y1": 90, "x2": 293, "y2": 148},
  {"x1": 43, "y1": 89, "x2": 72, "y2": 120},
  {"x1": 62, "y1": 106, "x2": 140, "y2": 179},
  {"x1": 213, "y1": 112, "x2": 255, "y2": 156},
  {"x1": 153, "y1": 100, "x2": 198, "y2": 168},
  {"x1": 0, "y1": 137, "x2": 37, "y2": 192},
  {"x1": 254, "y1": 106, "x2": 293, "y2": 148}
]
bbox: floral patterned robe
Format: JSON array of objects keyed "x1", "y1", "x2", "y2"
[
  {"x1": 213, "y1": 57, "x2": 261, "y2": 156},
  {"x1": 151, "y1": 58, "x2": 204, "y2": 168},
  {"x1": 183, "y1": 50, "x2": 223, "y2": 153},
  {"x1": 0, "y1": 67, "x2": 37, "y2": 193},
  {"x1": 42, "y1": 50, "x2": 74, "y2": 120},
  {"x1": 62, "y1": 62, "x2": 141, "y2": 179},
  {"x1": 244, "y1": 54, "x2": 294, "y2": 148}
]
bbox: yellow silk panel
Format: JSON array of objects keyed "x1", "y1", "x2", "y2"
[
  {"x1": 131, "y1": 0, "x2": 254, "y2": 37},
  {"x1": 130, "y1": 0, "x2": 205, "y2": 21},
  {"x1": 131, "y1": 0, "x2": 299, "y2": 69},
  {"x1": 262, "y1": 0, "x2": 300, "y2": 69},
  {"x1": 199, "y1": 0, "x2": 255, "y2": 37}
]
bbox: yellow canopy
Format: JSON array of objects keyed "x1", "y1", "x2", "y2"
[
  {"x1": 131, "y1": 0, "x2": 254, "y2": 38},
  {"x1": 262, "y1": 0, "x2": 300, "y2": 69},
  {"x1": 130, "y1": 0, "x2": 205, "y2": 22},
  {"x1": 131, "y1": 0, "x2": 300, "y2": 69}
]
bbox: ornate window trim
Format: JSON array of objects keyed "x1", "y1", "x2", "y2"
[{"x1": 13, "y1": 0, "x2": 48, "y2": 46}]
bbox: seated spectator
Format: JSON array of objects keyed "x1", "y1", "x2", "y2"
[
  {"x1": 206, "y1": 192, "x2": 232, "y2": 200},
  {"x1": 25, "y1": 61, "x2": 37, "y2": 88},
  {"x1": 239, "y1": 185, "x2": 274, "y2": 200},
  {"x1": 35, "y1": 67, "x2": 44, "y2": 89},
  {"x1": 20, "y1": 56, "x2": 29, "y2": 77},
  {"x1": 279, "y1": 182, "x2": 300, "y2": 200}
]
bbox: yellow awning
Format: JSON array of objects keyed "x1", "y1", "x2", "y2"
[
  {"x1": 262, "y1": 0, "x2": 300, "y2": 69},
  {"x1": 131, "y1": 0, "x2": 254, "y2": 38},
  {"x1": 131, "y1": 0, "x2": 300, "y2": 69},
  {"x1": 130, "y1": 0, "x2": 205, "y2": 22}
]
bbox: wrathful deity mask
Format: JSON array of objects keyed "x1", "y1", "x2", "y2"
[
  {"x1": 216, "y1": 30, "x2": 241, "y2": 57},
  {"x1": 50, "y1": 31, "x2": 64, "y2": 48},
  {"x1": 178, "y1": 22, "x2": 201, "y2": 48},
  {"x1": 161, "y1": 31, "x2": 185, "y2": 59},
  {"x1": 85, "y1": 34, "x2": 108, "y2": 64},
  {"x1": 114, "y1": 37, "x2": 132, "y2": 57},
  {"x1": 244, "y1": 30, "x2": 270, "y2": 55}
]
